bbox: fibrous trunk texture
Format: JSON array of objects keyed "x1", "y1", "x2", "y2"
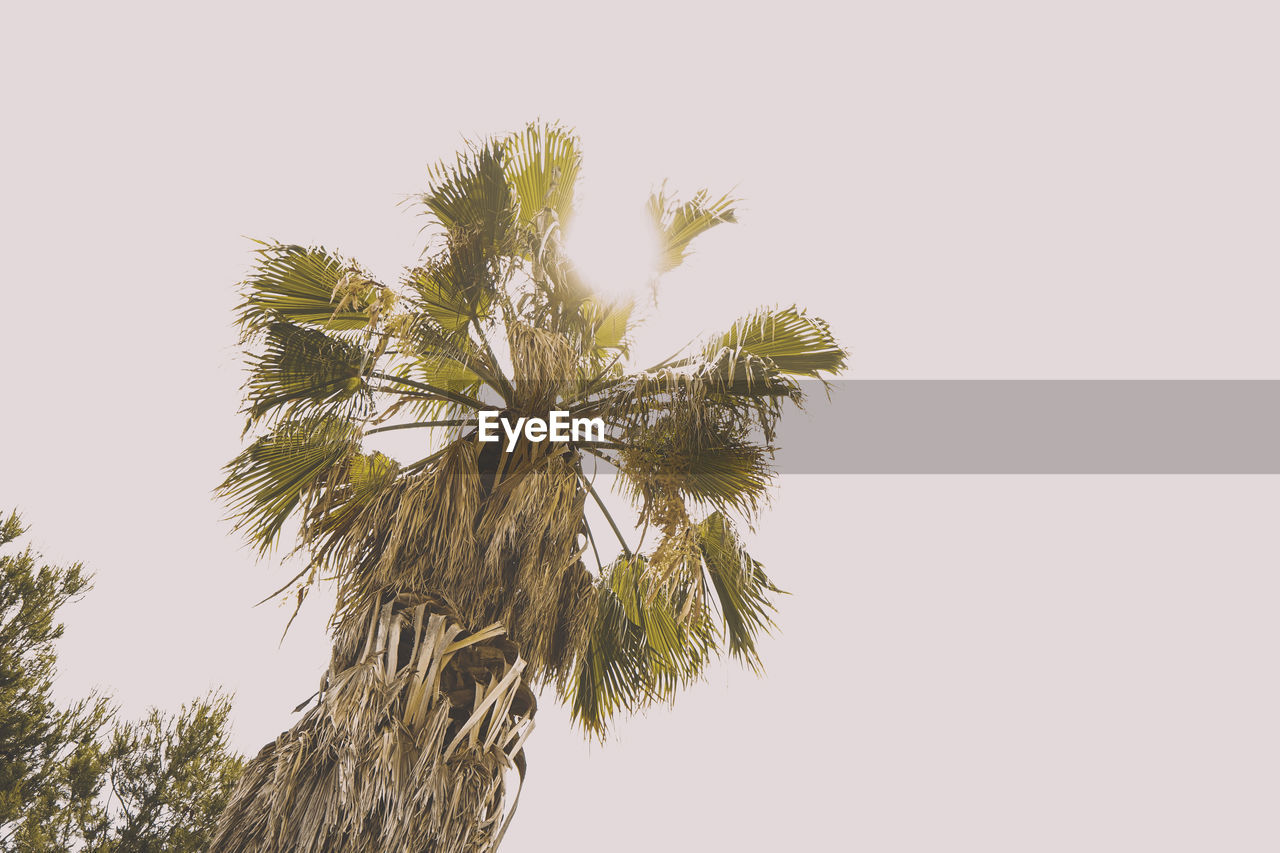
[{"x1": 209, "y1": 593, "x2": 536, "y2": 853}]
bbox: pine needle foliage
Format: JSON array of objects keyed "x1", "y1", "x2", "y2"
[{"x1": 0, "y1": 512, "x2": 242, "y2": 852}]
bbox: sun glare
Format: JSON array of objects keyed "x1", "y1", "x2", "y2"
[{"x1": 563, "y1": 192, "x2": 660, "y2": 301}]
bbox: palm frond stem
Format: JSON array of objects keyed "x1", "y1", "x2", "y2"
[
  {"x1": 399, "y1": 446, "x2": 451, "y2": 474},
  {"x1": 574, "y1": 464, "x2": 631, "y2": 558},
  {"x1": 364, "y1": 419, "x2": 474, "y2": 435},
  {"x1": 368, "y1": 372, "x2": 488, "y2": 410},
  {"x1": 583, "y1": 519, "x2": 603, "y2": 573},
  {"x1": 253, "y1": 564, "x2": 314, "y2": 607},
  {"x1": 470, "y1": 320, "x2": 516, "y2": 403}
]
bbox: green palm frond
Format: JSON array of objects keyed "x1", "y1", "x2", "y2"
[
  {"x1": 420, "y1": 141, "x2": 518, "y2": 250},
  {"x1": 568, "y1": 514, "x2": 779, "y2": 732},
  {"x1": 647, "y1": 185, "x2": 738, "y2": 275},
  {"x1": 618, "y1": 409, "x2": 773, "y2": 517},
  {"x1": 570, "y1": 351, "x2": 794, "y2": 440},
  {"x1": 383, "y1": 361, "x2": 485, "y2": 424},
  {"x1": 611, "y1": 555, "x2": 707, "y2": 674},
  {"x1": 401, "y1": 351, "x2": 484, "y2": 397},
  {"x1": 308, "y1": 450, "x2": 400, "y2": 549},
  {"x1": 237, "y1": 242, "x2": 379, "y2": 336},
  {"x1": 581, "y1": 296, "x2": 635, "y2": 357},
  {"x1": 392, "y1": 312, "x2": 501, "y2": 396},
  {"x1": 704, "y1": 305, "x2": 848, "y2": 378},
  {"x1": 243, "y1": 322, "x2": 370, "y2": 430},
  {"x1": 681, "y1": 440, "x2": 772, "y2": 515},
  {"x1": 568, "y1": 556, "x2": 714, "y2": 734},
  {"x1": 403, "y1": 256, "x2": 494, "y2": 334},
  {"x1": 569, "y1": 581, "x2": 649, "y2": 729},
  {"x1": 700, "y1": 352, "x2": 800, "y2": 400},
  {"x1": 697, "y1": 512, "x2": 779, "y2": 668},
  {"x1": 504, "y1": 121, "x2": 581, "y2": 231},
  {"x1": 219, "y1": 416, "x2": 360, "y2": 552}
]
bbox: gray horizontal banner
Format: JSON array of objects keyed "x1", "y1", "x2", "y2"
[{"x1": 772, "y1": 381, "x2": 1280, "y2": 474}]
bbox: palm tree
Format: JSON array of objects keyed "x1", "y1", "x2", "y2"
[{"x1": 211, "y1": 122, "x2": 846, "y2": 852}]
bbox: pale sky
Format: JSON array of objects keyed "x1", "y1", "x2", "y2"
[{"x1": 3, "y1": 2, "x2": 1278, "y2": 850}]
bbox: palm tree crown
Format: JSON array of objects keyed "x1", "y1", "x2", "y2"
[{"x1": 213, "y1": 122, "x2": 845, "y2": 852}]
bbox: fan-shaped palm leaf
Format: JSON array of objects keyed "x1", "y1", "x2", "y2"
[
  {"x1": 219, "y1": 415, "x2": 360, "y2": 552},
  {"x1": 647, "y1": 185, "x2": 738, "y2": 275},
  {"x1": 503, "y1": 122, "x2": 581, "y2": 232},
  {"x1": 243, "y1": 322, "x2": 370, "y2": 430},
  {"x1": 237, "y1": 242, "x2": 382, "y2": 335},
  {"x1": 704, "y1": 305, "x2": 847, "y2": 378}
]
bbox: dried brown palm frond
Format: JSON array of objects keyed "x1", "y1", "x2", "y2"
[
  {"x1": 316, "y1": 440, "x2": 598, "y2": 684},
  {"x1": 211, "y1": 592, "x2": 534, "y2": 853}
]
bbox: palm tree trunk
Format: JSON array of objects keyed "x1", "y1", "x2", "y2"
[{"x1": 209, "y1": 592, "x2": 536, "y2": 853}]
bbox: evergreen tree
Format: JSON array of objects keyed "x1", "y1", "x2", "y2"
[
  {"x1": 99, "y1": 692, "x2": 242, "y2": 853},
  {"x1": 0, "y1": 511, "x2": 243, "y2": 852},
  {"x1": 0, "y1": 509, "x2": 110, "y2": 851}
]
